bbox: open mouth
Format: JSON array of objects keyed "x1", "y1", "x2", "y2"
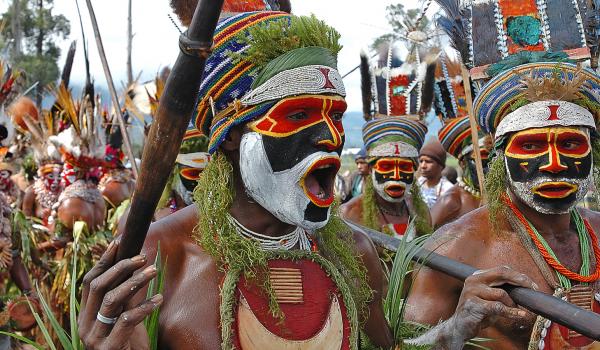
[
  {"x1": 180, "y1": 167, "x2": 202, "y2": 181},
  {"x1": 301, "y1": 157, "x2": 341, "y2": 207},
  {"x1": 533, "y1": 182, "x2": 578, "y2": 199},
  {"x1": 384, "y1": 184, "x2": 406, "y2": 198}
]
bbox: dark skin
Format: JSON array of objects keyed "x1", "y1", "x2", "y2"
[
  {"x1": 101, "y1": 175, "x2": 135, "y2": 209},
  {"x1": 418, "y1": 155, "x2": 444, "y2": 188},
  {"x1": 78, "y1": 126, "x2": 394, "y2": 349},
  {"x1": 430, "y1": 185, "x2": 480, "y2": 229},
  {"x1": 22, "y1": 186, "x2": 52, "y2": 223},
  {"x1": 405, "y1": 189, "x2": 598, "y2": 349}
]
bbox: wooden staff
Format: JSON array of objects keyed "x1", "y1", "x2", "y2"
[
  {"x1": 115, "y1": 0, "x2": 224, "y2": 261},
  {"x1": 343, "y1": 219, "x2": 600, "y2": 341},
  {"x1": 460, "y1": 64, "x2": 486, "y2": 200},
  {"x1": 85, "y1": 0, "x2": 139, "y2": 178}
]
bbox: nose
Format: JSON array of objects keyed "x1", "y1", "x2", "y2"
[
  {"x1": 314, "y1": 117, "x2": 342, "y2": 152},
  {"x1": 539, "y1": 135, "x2": 568, "y2": 174}
]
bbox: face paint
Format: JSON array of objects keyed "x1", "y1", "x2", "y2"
[
  {"x1": 240, "y1": 95, "x2": 346, "y2": 230},
  {"x1": 463, "y1": 139, "x2": 492, "y2": 190},
  {"x1": 39, "y1": 164, "x2": 62, "y2": 193},
  {"x1": 504, "y1": 126, "x2": 592, "y2": 214},
  {"x1": 0, "y1": 170, "x2": 11, "y2": 191},
  {"x1": 370, "y1": 157, "x2": 415, "y2": 203}
]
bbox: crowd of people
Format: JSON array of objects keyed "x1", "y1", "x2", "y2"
[{"x1": 0, "y1": 0, "x2": 599, "y2": 349}]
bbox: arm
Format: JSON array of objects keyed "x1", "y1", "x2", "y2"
[
  {"x1": 430, "y1": 189, "x2": 461, "y2": 230},
  {"x1": 21, "y1": 187, "x2": 35, "y2": 217},
  {"x1": 9, "y1": 255, "x2": 32, "y2": 294},
  {"x1": 352, "y1": 229, "x2": 394, "y2": 349}
]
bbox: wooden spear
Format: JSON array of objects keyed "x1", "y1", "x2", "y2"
[
  {"x1": 343, "y1": 219, "x2": 600, "y2": 341},
  {"x1": 460, "y1": 64, "x2": 486, "y2": 200},
  {"x1": 84, "y1": 0, "x2": 139, "y2": 178},
  {"x1": 115, "y1": 0, "x2": 224, "y2": 261}
]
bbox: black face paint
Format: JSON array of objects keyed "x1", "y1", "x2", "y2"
[{"x1": 504, "y1": 127, "x2": 593, "y2": 214}]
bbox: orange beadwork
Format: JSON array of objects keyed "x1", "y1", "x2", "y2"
[{"x1": 503, "y1": 195, "x2": 600, "y2": 283}]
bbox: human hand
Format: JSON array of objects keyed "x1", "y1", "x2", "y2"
[
  {"x1": 450, "y1": 266, "x2": 537, "y2": 343},
  {"x1": 78, "y1": 240, "x2": 163, "y2": 350}
]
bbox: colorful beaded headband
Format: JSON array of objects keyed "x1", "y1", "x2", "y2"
[
  {"x1": 362, "y1": 117, "x2": 427, "y2": 158},
  {"x1": 473, "y1": 62, "x2": 600, "y2": 137}
]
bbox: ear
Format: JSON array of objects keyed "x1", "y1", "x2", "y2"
[{"x1": 221, "y1": 126, "x2": 243, "y2": 152}]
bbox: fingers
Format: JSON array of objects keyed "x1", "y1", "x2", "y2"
[
  {"x1": 90, "y1": 265, "x2": 157, "y2": 338},
  {"x1": 467, "y1": 266, "x2": 538, "y2": 290},
  {"x1": 106, "y1": 294, "x2": 163, "y2": 347},
  {"x1": 81, "y1": 240, "x2": 119, "y2": 308},
  {"x1": 81, "y1": 251, "x2": 147, "y2": 328}
]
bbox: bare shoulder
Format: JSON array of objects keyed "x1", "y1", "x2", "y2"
[
  {"x1": 578, "y1": 207, "x2": 600, "y2": 238},
  {"x1": 141, "y1": 204, "x2": 200, "y2": 259},
  {"x1": 426, "y1": 206, "x2": 492, "y2": 264},
  {"x1": 340, "y1": 195, "x2": 363, "y2": 223}
]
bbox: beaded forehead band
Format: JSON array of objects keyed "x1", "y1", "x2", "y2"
[{"x1": 495, "y1": 100, "x2": 595, "y2": 139}]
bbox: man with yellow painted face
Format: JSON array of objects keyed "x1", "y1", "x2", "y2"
[
  {"x1": 430, "y1": 116, "x2": 492, "y2": 229},
  {"x1": 78, "y1": 8, "x2": 394, "y2": 350},
  {"x1": 405, "y1": 62, "x2": 600, "y2": 349},
  {"x1": 341, "y1": 117, "x2": 432, "y2": 239}
]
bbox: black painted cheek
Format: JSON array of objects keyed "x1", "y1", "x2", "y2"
[
  {"x1": 261, "y1": 123, "x2": 344, "y2": 173},
  {"x1": 373, "y1": 172, "x2": 414, "y2": 186},
  {"x1": 505, "y1": 153, "x2": 592, "y2": 183},
  {"x1": 303, "y1": 202, "x2": 329, "y2": 223}
]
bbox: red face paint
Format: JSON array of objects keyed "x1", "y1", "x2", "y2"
[{"x1": 250, "y1": 95, "x2": 346, "y2": 148}]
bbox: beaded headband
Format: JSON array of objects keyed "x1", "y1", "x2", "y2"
[
  {"x1": 473, "y1": 62, "x2": 600, "y2": 136},
  {"x1": 362, "y1": 117, "x2": 427, "y2": 158}
]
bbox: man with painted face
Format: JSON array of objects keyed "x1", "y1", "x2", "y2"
[
  {"x1": 341, "y1": 117, "x2": 431, "y2": 239},
  {"x1": 430, "y1": 116, "x2": 492, "y2": 229},
  {"x1": 405, "y1": 62, "x2": 600, "y2": 349},
  {"x1": 21, "y1": 116, "x2": 64, "y2": 228},
  {"x1": 78, "y1": 8, "x2": 394, "y2": 350}
]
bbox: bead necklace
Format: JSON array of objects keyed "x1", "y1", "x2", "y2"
[
  {"x1": 228, "y1": 215, "x2": 312, "y2": 251},
  {"x1": 503, "y1": 195, "x2": 600, "y2": 288},
  {"x1": 457, "y1": 178, "x2": 480, "y2": 198}
]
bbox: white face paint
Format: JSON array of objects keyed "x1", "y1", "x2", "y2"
[
  {"x1": 239, "y1": 132, "x2": 339, "y2": 231},
  {"x1": 370, "y1": 169, "x2": 412, "y2": 203}
]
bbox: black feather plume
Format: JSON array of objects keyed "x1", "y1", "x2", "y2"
[
  {"x1": 420, "y1": 60, "x2": 437, "y2": 114},
  {"x1": 61, "y1": 41, "x2": 76, "y2": 88},
  {"x1": 360, "y1": 51, "x2": 373, "y2": 121},
  {"x1": 435, "y1": 0, "x2": 469, "y2": 64}
]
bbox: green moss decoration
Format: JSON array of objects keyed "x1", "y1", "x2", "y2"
[
  {"x1": 410, "y1": 184, "x2": 433, "y2": 235},
  {"x1": 362, "y1": 178, "x2": 381, "y2": 232},
  {"x1": 484, "y1": 151, "x2": 508, "y2": 231},
  {"x1": 229, "y1": 14, "x2": 342, "y2": 69},
  {"x1": 193, "y1": 152, "x2": 373, "y2": 327}
]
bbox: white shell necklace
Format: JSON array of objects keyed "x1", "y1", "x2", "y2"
[{"x1": 228, "y1": 215, "x2": 312, "y2": 251}]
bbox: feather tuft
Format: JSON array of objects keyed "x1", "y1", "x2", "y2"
[{"x1": 360, "y1": 51, "x2": 373, "y2": 121}]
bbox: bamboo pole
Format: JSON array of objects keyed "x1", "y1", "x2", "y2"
[
  {"x1": 460, "y1": 64, "x2": 486, "y2": 200},
  {"x1": 84, "y1": 0, "x2": 139, "y2": 178}
]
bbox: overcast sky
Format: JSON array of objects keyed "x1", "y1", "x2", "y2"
[{"x1": 47, "y1": 0, "x2": 426, "y2": 112}]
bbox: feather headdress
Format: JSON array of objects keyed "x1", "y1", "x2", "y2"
[{"x1": 49, "y1": 83, "x2": 106, "y2": 168}]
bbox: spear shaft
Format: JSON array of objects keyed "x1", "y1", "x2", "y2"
[
  {"x1": 84, "y1": 0, "x2": 139, "y2": 178},
  {"x1": 343, "y1": 219, "x2": 600, "y2": 341}
]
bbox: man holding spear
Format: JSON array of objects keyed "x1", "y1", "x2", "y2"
[
  {"x1": 405, "y1": 0, "x2": 600, "y2": 348},
  {"x1": 77, "y1": 2, "x2": 396, "y2": 349}
]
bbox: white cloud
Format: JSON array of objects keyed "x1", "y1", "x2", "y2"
[{"x1": 49, "y1": 0, "x2": 427, "y2": 112}]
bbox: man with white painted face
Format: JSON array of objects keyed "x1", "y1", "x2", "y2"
[
  {"x1": 341, "y1": 117, "x2": 432, "y2": 239},
  {"x1": 77, "y1": 7, "x2": 394, "y2": 350},
  {"x1": 405, "y1": 62, "x2": 600, "y2": 349}
]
